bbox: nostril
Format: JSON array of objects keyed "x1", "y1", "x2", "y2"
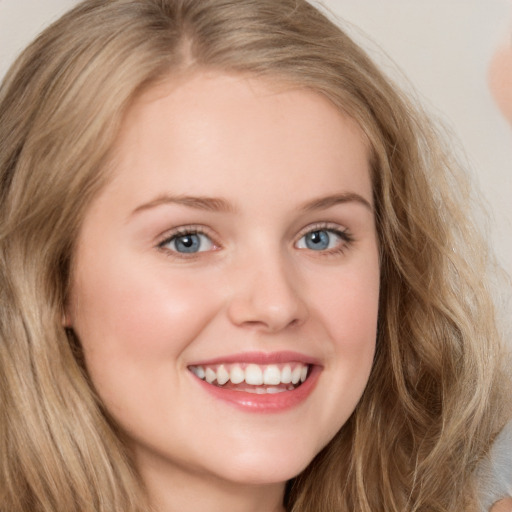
[
  {"x1": 236, "y1": 316, "x2": 303, "y2": 332},
  {"x1": 226, "y1": 267, "x2": 308, "y2": 331}
]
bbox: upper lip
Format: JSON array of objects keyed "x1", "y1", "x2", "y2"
[{"x1": 188, "y1": 351, "x2": 321, "y2": 367}]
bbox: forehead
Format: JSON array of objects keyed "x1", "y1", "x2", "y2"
[{"x1": 105, "y1": 71, "x2": 372, "y2": 208}]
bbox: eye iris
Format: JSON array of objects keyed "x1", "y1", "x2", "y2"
[
  {"x1": 175, "y1": 234, "x2": 200, "y2": 253},
  {"x1": 305, "y1": 230, "x2": 330, "y2": 250}
]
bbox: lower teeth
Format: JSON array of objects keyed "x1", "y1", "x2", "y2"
[{"x1": 215, "y1": 384, "x2": 297, "y2": 394}]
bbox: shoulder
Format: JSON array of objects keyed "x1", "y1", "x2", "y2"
[
  {"x1": 477, "y1": 422, "x2": 512, "y2": 511},
  {"x1": 490, "y1": 498, "x2": 512, "y2": 512}
]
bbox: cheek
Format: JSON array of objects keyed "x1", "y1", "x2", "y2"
[
  {"x1": 304, "y1": 251, "x2": 380, "y2": 388},
  {"x1": 313, "y1": 258, "x2": 380, "y2": 349},
  {"x1": 327, "y1": 275, "x2": 379, "y2": 387},
  {"x1": 69, "y1": 253, "x2": 219, "y2": 378},
  {"x1": 299, "y1": 261, "x2": 379, "y2": 443}
]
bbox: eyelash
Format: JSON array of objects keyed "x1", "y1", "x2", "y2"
[
  {"x1": 156, "y1": 222, "x2": 354, "y2": 258},
  {"x1": 295, "y1": 222, "x2": 354, "y2": 256},
  {"x1": 157, "y1": 225, "x2": 219, "y2": 257}
]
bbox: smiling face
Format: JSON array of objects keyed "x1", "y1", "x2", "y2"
[{"x1": 66, "y1": 72, "x2": 380, "y2": 508}]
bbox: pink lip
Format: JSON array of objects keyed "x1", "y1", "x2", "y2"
[
  {"x1": 189, "y1": 351, "x2": 321, "y2": 366},
  {"x1": 188, "y1": 352, "x2": 322, "y2": 413}
]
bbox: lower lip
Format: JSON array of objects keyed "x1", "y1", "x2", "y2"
[{"x1": 191, "y1": 365, "x2": 321, "y2": 413}]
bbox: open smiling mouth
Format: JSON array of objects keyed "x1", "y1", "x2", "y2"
[{"x1": 188, "y1": 363, "x2": 311, "y2": 394}]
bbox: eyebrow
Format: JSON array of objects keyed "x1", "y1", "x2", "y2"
[
  {"x1": 132, "y1": 195, "x2": 238, "y2": 215},
  {"x1": 131, "y1": 191, "x2": 373, "y2": 216},
  {"x1": 299, "y1": 193, "x2": 373, "y2": 212}
]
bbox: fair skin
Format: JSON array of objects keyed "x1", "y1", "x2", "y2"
[
  {"x1": 492, "y1": 500, "x2": 512, "y2": 512},
  {"x1": 489, "y1": 38, "x2": 512, "y2": 124},
  {"x1": 66, "y1": 72, "x2": 380, "y2": 512}
]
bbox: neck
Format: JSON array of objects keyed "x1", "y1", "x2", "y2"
[{"x1": 138, "y1": 452, "x2": 287, "y2": 512}]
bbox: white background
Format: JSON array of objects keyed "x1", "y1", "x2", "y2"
[{"x1": 1, "y1": 0, "x2": 511, "y2": 279}]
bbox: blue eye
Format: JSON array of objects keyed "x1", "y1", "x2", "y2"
[
  {"x1": 161, "y1": 232, "x2": 214, "y2": 254},
  {"x1": 296, "y1": 229, "x2": 344, "y2": 251}
]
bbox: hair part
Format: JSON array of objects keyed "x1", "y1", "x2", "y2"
[{"x1": 0, "y1": 1, "x2": 509, "y2": 511}]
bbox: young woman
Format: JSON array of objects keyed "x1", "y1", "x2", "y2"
[{"x1": 0, "y1": 1, "x2": 509, "y2": 511}]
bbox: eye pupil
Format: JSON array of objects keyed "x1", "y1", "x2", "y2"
[
  {"x1": 180, "y1": 236, "x2": 194, "y2": 247},
  {"x1": 175, "y1": 234, "x2": 200, "y2": 253},
  {"x1": 305, "y1": 230, "x2": 330, "y2": 250}
]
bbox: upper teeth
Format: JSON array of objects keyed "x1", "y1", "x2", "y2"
[{"x1": 189, "y1": 363, "x2": 309, "y2": 386}]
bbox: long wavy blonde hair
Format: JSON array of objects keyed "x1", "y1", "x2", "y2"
[{"x1": 0, "y1": 1, "x2": 509, "y2": 511}]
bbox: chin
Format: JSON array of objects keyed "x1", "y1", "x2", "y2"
[{"x1": 210, "y1": 444, "x2": 318, "y2": 486}]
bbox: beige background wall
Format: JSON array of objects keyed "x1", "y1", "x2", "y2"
[{"x1": 1, "y1": 0, "x2": 511, "y2": 278}]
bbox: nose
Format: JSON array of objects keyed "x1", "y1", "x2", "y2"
[{"x1": 226, "y1": 252, "x2": 308, "y2": 333}]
